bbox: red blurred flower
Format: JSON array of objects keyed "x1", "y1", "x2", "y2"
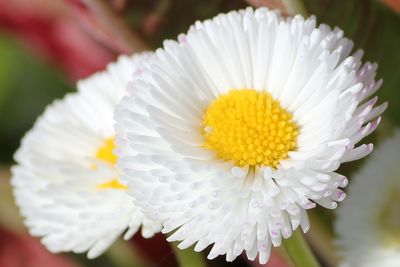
[
  {"x1": 383, "y1": 0, "x2": 400, "y2": 12},
  {"x1": 0, "y1": 0, "x2": 116, "y2": 81},
  {"x1": 0, "y1": 226, "x2": 81, "y2": 267}
]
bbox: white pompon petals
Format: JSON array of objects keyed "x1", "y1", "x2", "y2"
[
  {"x1": 115, "y1": 8, "x2": 386, "y2": 264},
  {"x1": 11, "y1": 53, "x2": 161, "y2": 259},
  {"x1": 336, "y1": 131, "x2": 400, "y2": 267}
]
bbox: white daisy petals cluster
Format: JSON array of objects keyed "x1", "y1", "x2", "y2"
[
  {"x1": 336, "y1": 131, "x2": 400, "y2": 267},
  {"x1": 115, "y1": 8, "x2": 385, "y2": 263},
  {"x1": 12, "y1": 53, "x2": 161, "y2": 258}
]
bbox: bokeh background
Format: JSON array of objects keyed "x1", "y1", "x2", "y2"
[{"x1": 0, "y1": 0, "x2": 399, "y2": 266}]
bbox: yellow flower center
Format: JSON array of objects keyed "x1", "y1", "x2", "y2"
[
  {"x1": 202, "y1": 89, "x2": 298, "y2": 168},
  {"x1": 94, "y1": 137, "x2": 127, "y2": 190},
  {"x1": 379, "y1": 190, "x2": 400, "y2": 247}
]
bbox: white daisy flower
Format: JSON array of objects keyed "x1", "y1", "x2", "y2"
[
  {"x1": 336, "y1": 131, "x2": 400, "y2": 267},
  {"x1": 115, "y1": 8, "x2": 386, "y2": 264},
  {"x1": 11, "y1": 53, "x2": 161, "y2": 258}
]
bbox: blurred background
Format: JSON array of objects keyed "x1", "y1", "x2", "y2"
[{"x1": 0, "y1": 0, "x2": 399, "y2": 266}]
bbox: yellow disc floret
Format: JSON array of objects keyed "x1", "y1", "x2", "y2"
[
  {"x1": 96, "y1": 138, "x2": 118, "y2": 165},
  {"x1": 97, "y1": 179, "x2": 127, "y2": 190},
  {"x1": 202, "y1": 89, "x2": 298, "y2": 168},
  {"x1": 94, "y1": 137, "x2": 127, "y2": 190}
]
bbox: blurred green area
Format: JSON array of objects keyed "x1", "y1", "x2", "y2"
[{"x1": 0, "y1": 34, "x2": 71, "y2": 163}]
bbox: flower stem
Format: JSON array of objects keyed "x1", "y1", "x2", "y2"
[
  {"x1": 282, "y1": 230, "x2": 320, "y2": 267},
  {"x1": 307, "y1": 211, "x2": 340, "y2": 267},
  {"x1": 172, "y1": 243, "x2": 207, "y2": 267}
]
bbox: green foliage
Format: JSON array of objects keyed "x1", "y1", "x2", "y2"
[
  {"x1": 303, "y1": 0, "x2": 400, "y2": 125},
  {"x1": 0, "y1": 34, "x2": 71, "y2": 163}
]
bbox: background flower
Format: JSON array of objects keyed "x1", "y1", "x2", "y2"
[
  {"x1": 12, "y1": 53, "x2": 161, "y2": 258},
  {"x1": 336, "y1": 130, "x2": 400, "y2": 267}
]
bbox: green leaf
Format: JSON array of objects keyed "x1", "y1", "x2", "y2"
[
  {"x1": 0, "y1": 34, "x2": 71, "y2": 163},
  {"x1": 303, "y1": 0, "x2": 400, "y2": 125},
  {"x1": 0, "y1": 41, "x2": 13, "y2": 108}
]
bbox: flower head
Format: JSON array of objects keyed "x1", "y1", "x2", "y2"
[
  {"x1": 11, "y1": 53, "x2": 161, "y2": 258},
  {"x1": 336, "y1": 131, "x2": 400, "y2": 267},
  {"x1": 116, "y1": 8, "x2": 386, "y2": 263}
]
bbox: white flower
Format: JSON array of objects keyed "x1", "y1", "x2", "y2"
[
  {"x1": 11, "y1": 53, "x2": 161, "y2": 258},
  {"x1": 336, "y1": 131, "x2": 400, "y2": 267},
  {"x1": 115, "y1": 8, "x2": 386, "y2": 264}
]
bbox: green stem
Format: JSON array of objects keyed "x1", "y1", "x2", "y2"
[
  {"x1": 283, "y1": 230, "x2": 320, "y2": 267},
  {"x1": 106, "y1": 239, "x2": 152, "y2": 267},
  {"x1": 172, "y1": 242, "x2": 208, "y2": 267},
  {"x1": 307, "y1": 211, "x2": 339, "y2": 267},
  {"x1": 283, "y1": 0, "x2": 309, "y2": 17}
]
